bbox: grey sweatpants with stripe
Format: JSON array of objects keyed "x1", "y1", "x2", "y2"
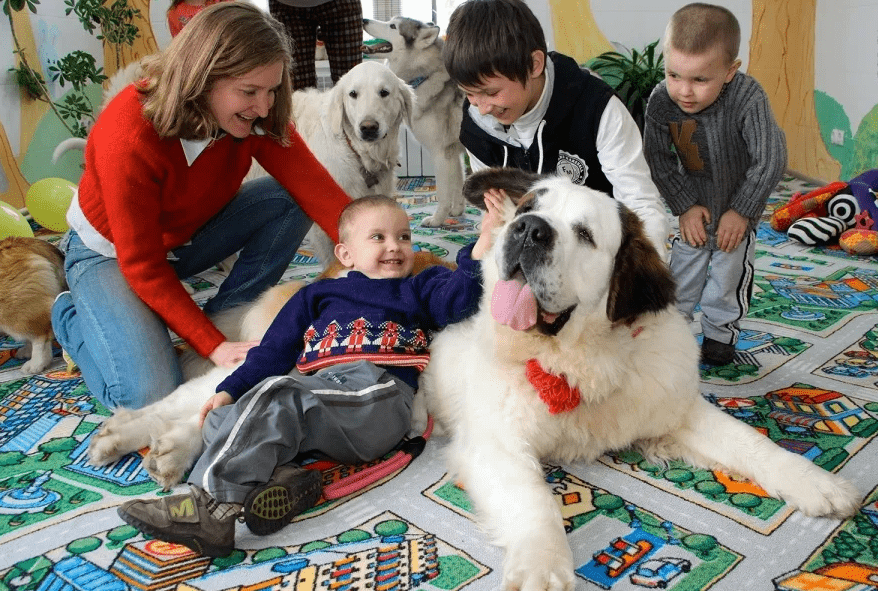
[
  {"x1": 187, "y1": 361, "x2": 414, "y2": 504},
  {"x1": 670, "y1": 230, "x2": 756, "y2": 346}
]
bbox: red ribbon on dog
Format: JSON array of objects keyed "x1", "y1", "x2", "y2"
[{"x1": 525, "y1": 359, "x2": 581, "y2": 414}]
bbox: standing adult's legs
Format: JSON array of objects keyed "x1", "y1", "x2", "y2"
[
  {"x1": 315, "y1": 0, "x2": 363, "y2": 84},
  {"x1": 269, "y1": 0, "x2": 319, "y2": 90}
]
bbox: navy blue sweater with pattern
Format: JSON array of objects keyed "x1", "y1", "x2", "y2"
[{"x1": 216, "y1": 244, "x2": 483, "y2": 400}]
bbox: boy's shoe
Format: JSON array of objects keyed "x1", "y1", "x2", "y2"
[
  {"x1": 243, "y1": 465, "x2": 322, "y2": 536},
  {"x1": 117, "y1": 485, "x2": 240, "y2": 557},
  {"x1": 701, "y1": 337, "x2": 736, "y2": 366}
]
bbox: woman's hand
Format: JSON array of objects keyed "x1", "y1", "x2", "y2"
[
  {"x1": 208, "y1": 340, "x2": 259, "y2": 367},
  {"x1": 199, "y1": 391, "x2": 234, "y2": 427}
]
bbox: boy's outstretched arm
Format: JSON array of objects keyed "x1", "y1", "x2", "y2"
[{"x1": 471, "y1": 189, "x2": 508, "y2": 260}]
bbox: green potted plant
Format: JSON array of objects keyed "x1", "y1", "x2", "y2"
[
  {"x1": 4, "y1": 0, "x2": 141, "y2": 138},
  {"x1": 586, "y1": 39, "x2": 664, "y2": 133}
]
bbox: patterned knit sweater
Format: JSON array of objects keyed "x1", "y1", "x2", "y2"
[
  {"x1": 216, "y1": 244, "x2": 483, "y2": 400},
  {"x1": 75, "y1": 85, "x2": 351, "y2": 357},
  {"x1": 643, "y1": 72, "x2": 787, "y2": 249}
]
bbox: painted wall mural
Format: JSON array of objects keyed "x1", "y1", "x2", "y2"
[{"x1": 2, "y1": 0, "x2": 878, "y2": 208}]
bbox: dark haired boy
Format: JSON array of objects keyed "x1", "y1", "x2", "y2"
[{"x1": 443, "y1": 0, "x2": 670, "y2": 259}]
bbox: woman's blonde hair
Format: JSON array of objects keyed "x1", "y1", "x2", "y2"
[{"x1": 140, "y1": 2, "x2": 294, "y2": 143}]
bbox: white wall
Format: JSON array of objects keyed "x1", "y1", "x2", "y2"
[{"x1": 815, "y1": 0, "x2": 878, "y2": 132}]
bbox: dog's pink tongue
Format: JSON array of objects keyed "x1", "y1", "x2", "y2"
[{"x1": 491, "y1": 278, "x2": 538, "y2": 331}]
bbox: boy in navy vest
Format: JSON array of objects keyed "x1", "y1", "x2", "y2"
[{"x1": 443, "y1": 0, "x2": 670, "y2": 259}]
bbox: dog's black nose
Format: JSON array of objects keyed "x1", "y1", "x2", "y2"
[
  {"x1": 360, "y1": 120, "x2": 380, "y2": 141},
  {"x1": 502, "y1": 214, "x2": 555, "y2": 276},
  {"x1": 510, "y1": 214, "x2": 554, "y2": 249}
]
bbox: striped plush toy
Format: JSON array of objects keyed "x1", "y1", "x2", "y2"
[{"x1": 771, "y1": 170, "x2": 878, "y2": 255}]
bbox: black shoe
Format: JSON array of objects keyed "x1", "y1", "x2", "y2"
[
  {"x1": 243, "y1": 465, "x2": 322, "y2": 535},
  {"x1": 701, "y1": 337, "x2": 735, "y2": 366},
  {"x1": 117, "y1": 485, "x2": 239, "y2": 557}
]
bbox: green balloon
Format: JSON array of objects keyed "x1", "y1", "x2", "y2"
[
  {"x1": 0, "y1": 199, "x2": 34, "y2": 238},
  {"x1": 26, "y1": 178, "x2": 76, "y2": 232}
]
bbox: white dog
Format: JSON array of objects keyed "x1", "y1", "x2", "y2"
[
  {"x1": 363, "y1": 17, "x2": 466, "y2": 226},
  {"x1": 415, "y1": 168, "x2": 863, "y2": 591},
  {"x1": 247, "y1": 60, "x2": 414, "y2": 265}
]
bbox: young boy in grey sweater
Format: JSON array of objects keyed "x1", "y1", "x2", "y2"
[{"x1": 643, "y1": 2, "x2": 787, "y2": 365}]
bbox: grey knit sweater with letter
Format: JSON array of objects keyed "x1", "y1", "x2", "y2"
[{"x1": 643, "y1": 72, "x2": 787, "y2": 250}]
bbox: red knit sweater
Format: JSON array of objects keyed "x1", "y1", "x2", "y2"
[{"x1": 77, "y1": 85, "x2": 351, "y2": 358}]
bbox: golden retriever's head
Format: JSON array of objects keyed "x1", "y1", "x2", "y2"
[
  {"x1": 466, "y1": 168, "x2": 675, "y2": 337},
  {"x1": 326, "y1": 61, "x2": 415, "y2": 143}
]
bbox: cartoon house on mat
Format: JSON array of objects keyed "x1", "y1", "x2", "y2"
[
  {"x1": 0, "y1": 375, "x2": 90, "y2": 453},
  {"x1": 765, "y1": 385, "x2": 866, "y2": 436},
  {"x1": 765, "y1": 269, "x2": 878, "y2": 309}
]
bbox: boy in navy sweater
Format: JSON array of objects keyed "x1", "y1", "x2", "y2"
[{"x1": 119, "y1": 194, "x2": 503, "y2": 557}]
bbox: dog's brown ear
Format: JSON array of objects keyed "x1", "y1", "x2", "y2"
[
  {"x1": 462, "y1": 167, "x2": 543, "y2": 209},
  {"x1": 607, "y1": 204, "x2": 676, "y2": 325}
]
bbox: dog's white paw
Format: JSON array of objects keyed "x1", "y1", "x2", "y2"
[
  {"x1": 776, "y1": 465, "x2": 862, "y2": 518},
  {"x1": 20, "y1": 357, "x2": 49, "y2": 375},
  {"x1": 87, "y1": 412, "x2": 137, "y2": 466},
  {"x1": 143, "y1": 436, "x2": 191, "y2": 491},
  {"x1": 420, "y1": 213, "x2": 446, "y2": 227},
  {"x1": 503, "y1": 540, "x2": 574, "y2": 591}
]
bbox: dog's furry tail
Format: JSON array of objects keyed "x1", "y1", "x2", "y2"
[
  {"x1": 463, "y1": 167, "x2": 542, "y2": 209},
  {"x1": 53, "y1": 138, "x2": 87, "y2": 164}
]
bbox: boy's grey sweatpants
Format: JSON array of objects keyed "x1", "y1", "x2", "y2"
[
  {"x1": 670, "y1": 230, "x2": 756, "y2": 346},
  {"x1": 187, "y1": 361, "x2": 414, "y2": 504}
]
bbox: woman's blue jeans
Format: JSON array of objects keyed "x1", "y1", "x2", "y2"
[{"x1": 51, "y1": 177, "x2": 313, "y2": 409}]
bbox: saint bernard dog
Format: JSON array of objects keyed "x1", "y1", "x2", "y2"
[{"x1": 415, "y1": 167, "x2": 862, "y2": 591}]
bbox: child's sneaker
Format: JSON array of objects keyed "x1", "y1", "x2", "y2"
[
  {"x1": 701, "y1": 337, "x2": 735, "y2": 366},
  {"x1": 118, "y1": 485, "x2": 240, "y2": 557},
  {"x1": 243, "y1": 465, "x2": 322, "y2": 535}
]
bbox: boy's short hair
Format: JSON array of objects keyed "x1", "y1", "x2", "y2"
[
  {"x1": 337, "y1": 195, "x2": 406, "y2": 242},
  {"x1": 139, "y1": 2, "x2": 294, "y2": 143},
  {"x1": 443, "y1": 0, "x2": 547, "y2": 87},
  {"x1": 664, "y1": 3, "x2": 740, "y2": 65}
]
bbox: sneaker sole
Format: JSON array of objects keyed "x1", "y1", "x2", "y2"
[
  {"x1": 243, "y1": 469, "x2": 322, "y2": 536},
  {"x1": 117, "y1": 507, "x2": 234, "y2": 558}
]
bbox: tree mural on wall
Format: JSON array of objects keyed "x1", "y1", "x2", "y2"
[
  {"x1": 103, "y1": 0, "x2": 158, "y2": 79},
  {"x1": 0, "y1": 0, "x2": 157, "y2": 207},
  {"x1": 748, "y1": 0, "x2": 841, "y2": 181},
  {"x1": 548, "y1": 0, "x2": 614, "y2": 64}
]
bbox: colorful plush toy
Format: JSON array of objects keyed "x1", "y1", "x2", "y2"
[
  {"x1": 839, "y1": 169, "x2": 878, "y2": 255},
  {"x1": 770, "y1": 170, "x2": 878, "y2": 256}
]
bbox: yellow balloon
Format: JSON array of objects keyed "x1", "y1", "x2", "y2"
[
  {"x1": 26, "y1": 177, "x2": 76, "y2": 232},
  {"x1": 0, "y1": 200, "x2": 34, "y2": 239}
]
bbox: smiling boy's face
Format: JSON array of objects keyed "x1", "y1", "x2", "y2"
[
  {"x1": 334, "y1": 205, "x2": 415, "y2": 279},
  {"x1": 459, "y1": 51, "x2": 546, "y2": 126}
]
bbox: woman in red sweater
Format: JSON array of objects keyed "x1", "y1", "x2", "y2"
[{"x1": 51, "y1": 2, "x2": 352, "y2": 410}]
